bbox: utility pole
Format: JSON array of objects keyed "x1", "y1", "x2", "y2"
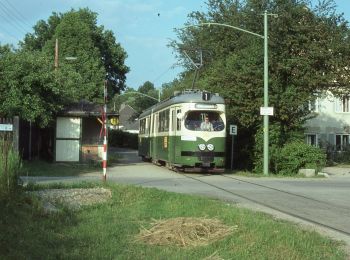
[{"x1": 263, "y1": 11, "x2": 269, "y2": 176}]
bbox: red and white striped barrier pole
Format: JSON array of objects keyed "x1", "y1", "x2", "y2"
[{"x1": 102, "y1": 80, "x2": 108, "y2": 181}]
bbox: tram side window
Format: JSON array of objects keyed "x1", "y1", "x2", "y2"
[
  {"x1": 158, "y1": 109, "x2": 170, "y2": 132},
  {"x1": 154, "y1": 113, "x2": 158, "y2": 133},
  {"x1": 158, "y1": 112, "x2": 162, "y2": 132},
  {"x1": 165, "y1": 109, "x2": 169, "y2": 131},
  {"x1": 145, "y1": 117, "x2": 150, "y2": 134},
  {"x1": 172, "y1": 110, "x2": 175, "y2": 131},
  {"x1": 139, "y1": 118, "x2": 146, "y2": 134},
  {"x1": 177, "y1": 110, "x2": 181, "y2": 131}
]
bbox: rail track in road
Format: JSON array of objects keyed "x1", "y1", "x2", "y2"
[
  {"x1": 180, "y1": 172, "x2": 350, "y2": 237},
  {"x1": 221, "y1": 174, "x2": 350, "y2": 211}
]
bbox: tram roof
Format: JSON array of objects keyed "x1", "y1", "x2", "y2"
[{"x1": 139, "y1": 90, "x2": 225, "y2": 118}]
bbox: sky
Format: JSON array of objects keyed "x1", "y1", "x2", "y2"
[{"x1": 0, "y1": 0, "x2": 349, "y2": 90}]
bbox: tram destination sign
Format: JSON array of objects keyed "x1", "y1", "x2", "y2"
[{"x1": 0, "y1": 124, "x2": 13, "y2": 131}]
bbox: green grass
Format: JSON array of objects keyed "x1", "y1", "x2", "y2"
[
  {"x1": 21, "y1": 151, "x2": 123, "y2": 177},
  {"x1": 21, "y1": 160, "x2": 100, "y2": 177},
  {"x1": 0, "y1": 182, "x2": 346, "y2": 260},
  {"x1": 0, "y1": 139, "x2": 21, "y2": 200}
]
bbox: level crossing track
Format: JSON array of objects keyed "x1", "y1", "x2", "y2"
[
  {"x1": 221, "y1": 174, "x2": 350, "y2": 211},
  {"x1": 179, "y1": 172, "x2": 350, "y2": 237}
]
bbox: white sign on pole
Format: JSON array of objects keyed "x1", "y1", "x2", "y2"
[
  {"x1": 260, "y1": 107, "x2": 274, "y2": 116},
  {"x1": 0, "y1": 124, "x2": 13, "y2": 131},
  {"x1": 229, "y1": 125, "x2": 237, "y2": 135}
]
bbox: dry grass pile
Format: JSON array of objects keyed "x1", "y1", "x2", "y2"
[{"x1": 136, "y1": 217, "x2": 237, "y2": 247}]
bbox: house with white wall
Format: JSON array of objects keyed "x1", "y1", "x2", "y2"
[
  {"x1": 55, "y1": 101, "x2": 118, "y2": 162},
  {"x1": 304, "y1": 92, "x2": 350, "y2": 151}
]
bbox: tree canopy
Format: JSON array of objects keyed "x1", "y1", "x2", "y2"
[
  {"x1": 174, "y1": 0, "x2": 349, "y2": 128},
  {"x1": 172, "y1": 0, "x2": 350, "y2": 168},
  {"x1": 0, "y1": 8, "x2": 129, "y2": 126},
  {"x1": 112, "y1": 81, "x2": 159, "y2": 118}
]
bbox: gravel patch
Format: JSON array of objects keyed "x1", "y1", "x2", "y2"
[{"x1": 30, "y1": 187, "x2": 112, "y2": 211}]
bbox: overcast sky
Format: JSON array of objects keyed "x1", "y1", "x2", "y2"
[{"x1": 0, "y1": 0, "x2": 349, "y2": 90}]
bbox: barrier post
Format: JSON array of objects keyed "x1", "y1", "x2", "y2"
[{"x1": 102, "y1": 80, "x2": 108, "y2": 181}]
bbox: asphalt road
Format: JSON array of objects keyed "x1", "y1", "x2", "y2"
[{"x1": 23, "y1": 148, "x2": 350, "y2": 251}]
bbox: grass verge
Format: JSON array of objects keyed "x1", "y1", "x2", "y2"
[
  {"x1": 0, "y1": 182, "x2": 347, "y2": 260},
  {"x1": 21, "y1": 151, "x2": 123, "y2": 177},
  {"x1": 21, "y1": 160, "x2": 99, "y2": 177}
]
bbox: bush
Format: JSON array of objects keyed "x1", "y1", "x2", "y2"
[
  {"x1": 276, "y1": 141, "x2": 326, "y2": 175},
  {"x1": 253, "y1": 123, "x2": 289, "y2": 174},
  {"x1": 0, "y1": 139, "x2": 22, "y2": 200},
  {"x1": 108, "y1": 130, "x2": 138, "y2": 149}
]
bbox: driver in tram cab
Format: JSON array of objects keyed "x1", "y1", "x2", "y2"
[{"x1": 200, "y1": 115, "x2": 214, "y2": 131}]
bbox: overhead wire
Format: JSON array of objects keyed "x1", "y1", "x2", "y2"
[
  {"x1": 0, "y1": 11, "x2": 21, "y2": 43},
  {"x1": 0, "y1": 2, "x2": 28, "y2": 35},
  {"x1": 0, "y1": 0, "x2": 32, "y2": 44},
  {"x1": 152, "y1": 62, "x2": 181, "y2": 84},
  {"x1": 3, "y1": 0, "x2": 33, "y2": 29}
]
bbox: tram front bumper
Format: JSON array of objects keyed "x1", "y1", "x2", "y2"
[{"x1": 183, "y1": 167, "x2": 225, "y2": 173}]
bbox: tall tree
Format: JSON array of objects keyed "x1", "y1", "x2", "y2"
[
  {"x1": 133, "y1": 81, "x2": 159, "y2": 114},
  {"x1": 0, "y1": 50, "x2": 80, "y2": 126},
  {"x1": 0, "y1": 8, "x2": 129, "y2": 126},
  {"x1": 22, "y1": 8, "x2": 129, "y2": 97}
]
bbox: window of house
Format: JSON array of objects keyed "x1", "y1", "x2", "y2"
[
  {"x1": 308, "y1": 98, "x2": 319, "y2": 112},
  {"x1": 343, "y1": 97, "x2": 349, "y2": 112},
  {"x1": 305, "y1": 134, "x2": 317, "y2": 147},
  {"x1": 335, "y1": 96, "x2": 350, "y2": 113},
  {"x1": 336, "y1": 134, "x2": 349, "y2": 151}
]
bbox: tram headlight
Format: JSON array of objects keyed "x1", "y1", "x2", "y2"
[
  {"x1": 207, "y1": 144, "x2": 215, "y2": 151},
  {"x1": 198, "y1": 144, "x2": 206, "y2": 151}
]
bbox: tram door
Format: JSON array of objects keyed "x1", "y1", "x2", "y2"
[
  {"x1": 145, "y1": 116, "x2": 151, "y2": 158},
  {"x1": 151, "y1": 113, "x2": 158, "y2": 160}
]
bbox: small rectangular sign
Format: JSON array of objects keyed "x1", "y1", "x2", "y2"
[
  {"x1": 181, "y1": 135, "x2": 197, "y2": 141},
  {"x1": 230, "y1": 125, "x2": 237, "y2": 135},
  {"x1": 0, "y1": 124, "x2": 13, "y2": 131},
  {"x1": 260, "y1": 107, "x2": 274, "y2": 116}
]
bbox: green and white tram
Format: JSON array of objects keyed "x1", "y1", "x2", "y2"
[{"x1": 138, "y1": 89, "x2": 226, "y2": 172}]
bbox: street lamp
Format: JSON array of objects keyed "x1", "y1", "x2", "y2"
[
  {"x1": 65, "y1": 56, "x2": 78, "y2": 61},
  {"x1": 183, "y1": 10, "x2": 275, "y2": 175}
]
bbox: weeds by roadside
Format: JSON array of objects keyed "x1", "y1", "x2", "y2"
[{"x1": 0, "y1": 138, "x2": 22, "y2": 201}]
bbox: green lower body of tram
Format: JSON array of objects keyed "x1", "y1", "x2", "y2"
[{"x1": 139, "y1": 135, "x2": 225, "y2": 172}]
